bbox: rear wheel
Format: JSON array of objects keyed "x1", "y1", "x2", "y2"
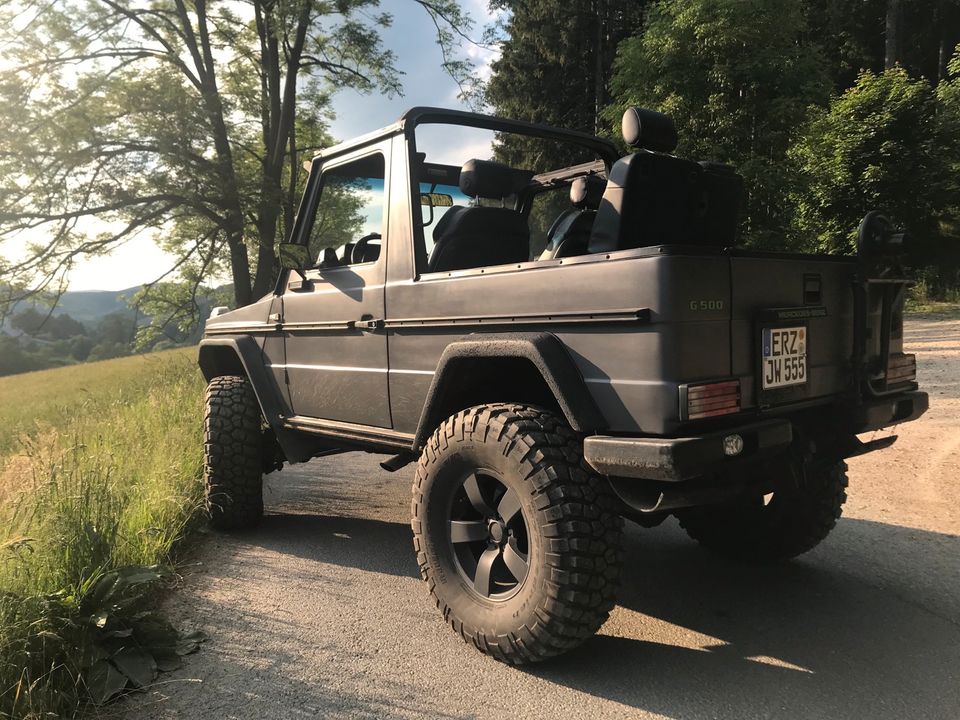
[
  {"x1": 203, "y1": 376, "x2": 264, "y2": 531},
  {"x1": 677, "y1": 455, "x2": 848, "y2": 562},
  {"x1": 411, "y1": 404, "x2": 623, "y2": 664}
]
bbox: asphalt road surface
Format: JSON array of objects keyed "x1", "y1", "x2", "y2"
[{"x1": 123, "y1": 318, "x2": 960, "y2": 720}]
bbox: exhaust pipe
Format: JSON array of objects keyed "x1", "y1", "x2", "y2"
[{"x1": 608, "y1": 476, "x2": 748, "y2": 514}]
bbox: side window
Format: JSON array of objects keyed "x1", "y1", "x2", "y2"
[{"x1": 307, "y1": 153, "x2": 385, "y2": 267}]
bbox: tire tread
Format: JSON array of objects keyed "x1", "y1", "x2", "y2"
[
  {"x1": 204, "y1": 375, "x2": 264, "y2": 531},
  {"x1": 678, "y1": 458, "x2": 849, "y2": 561},
  {"x1": 411, "y1": 403, "x2": 623, "y2": 664}
]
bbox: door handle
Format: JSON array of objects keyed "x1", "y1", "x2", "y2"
[{"x1": 353, "y1": 315, "x2": 384, "y2": 331}]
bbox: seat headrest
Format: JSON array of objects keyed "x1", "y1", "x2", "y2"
[
  {"x1": 621, "y1": 107, "x2": 678, "y2": 153},
  {"x1": 459, "y1": 159, "x2": 534, "y2": 199},
  {"x1": 570, "y1": 175, "x2": 606, "y2": 209}
]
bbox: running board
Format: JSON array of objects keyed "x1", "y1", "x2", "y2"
[{"x1": 283, "y1": 415, "x2": 415, "y2": 452}]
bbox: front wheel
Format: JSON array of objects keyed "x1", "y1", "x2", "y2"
[
  {"x1": 203, "y1": 376, "x2": 265, "y2": 531},
  {"x1": 411, "y1": 404, "x2": 623, "y2": 664},
  {"x1": 677, "y1": 456, "x2": 848, "y2": 562}
]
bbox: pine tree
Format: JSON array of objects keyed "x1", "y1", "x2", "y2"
[{"x1": 485, "y1": 0, "x2": 646, "y2": 172}]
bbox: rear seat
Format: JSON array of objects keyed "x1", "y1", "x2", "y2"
[{"x1": 589, "y1": 107, "x2": 744, "y2": 254}]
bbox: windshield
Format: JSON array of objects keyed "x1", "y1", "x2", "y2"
[{"x1": 419, "y1": 181, "x2": 471, "y2": 256}]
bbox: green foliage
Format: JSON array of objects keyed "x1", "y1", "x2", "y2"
[
  {"x1": 0, "y1": 350, "x2": 205, "y2": 717},
  {"x1": 132, "y1": 283, "x2": 232, "y2": 352},
  {"x1": 788, "y1": 66, "x2": 959, "y2": 261},
  {"x1": 1, "y1": 309, "x2": 136, "y2": 376},
  {"x1": 1, "y1": 567, "x2": 205, "y2": 711},
  {"x1": 486, "y1": 0, "x2": 645, "y2": 171},
  {"x1": 0, "y1": 284, "x2": 233, "y2": 375},
  {"x1": 9, "y1": 309, "x2": 86, "y2": 341},
  {"x1": 801, "y1": 0, "x2": 887, "y2": 89},
  {"x1": 938, "y1": 49, "x2": 960, "y2": 215},
  {"x1": 0, "y1": 0, "x2": 477, "y2": 329},
  {"x1": 0, "y1": 337, "x2": 31, "y2": 377},
  {"x1": 306, "y1": 180, "x2": 368, "y2": 261},
  {"x1": 607, "y1": 0, "x2": 830, "y2": 246}
]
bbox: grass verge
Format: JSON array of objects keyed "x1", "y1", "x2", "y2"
[
  {"x1": 0, "y1": 349, "x2": 206, "y2": 718},
  {"x1": 904, "y1": 299, "x2": 960, "y2": 318}
]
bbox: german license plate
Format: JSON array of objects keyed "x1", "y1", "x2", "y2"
[{"x1": 762, "y1": 326, "x2": 807, "y2": 389}]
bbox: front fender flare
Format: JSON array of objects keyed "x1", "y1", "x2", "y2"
[{"x1": 198, "y1": 337, "x2": 318, "y2": 463}]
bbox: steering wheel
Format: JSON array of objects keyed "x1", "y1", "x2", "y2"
[{"x1": 350, "y1": 232, "x2": 381, "y2": 264}]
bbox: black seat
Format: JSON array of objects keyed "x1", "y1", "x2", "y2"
[
  {"x1": 427, "y1": 159, "x2": 533, "y2": 273},
  {"x1": 589, "y1": 107, "x2": 743, "y2": 254},
  {"x1": 539, "y1": 175, "x2": 606, "y2": 261}
]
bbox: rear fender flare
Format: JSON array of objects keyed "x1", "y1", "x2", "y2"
[{"x1": 412, "y1": 332, "x2": 605, "y2": 449}]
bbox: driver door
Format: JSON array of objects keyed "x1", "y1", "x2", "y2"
[{"x1": 277, "y1": 144, "x2": 391, "y2": 427}]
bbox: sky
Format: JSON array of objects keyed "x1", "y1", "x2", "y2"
[{"x1": 28, "y1": 0, "x2": 502, "y2": 293}]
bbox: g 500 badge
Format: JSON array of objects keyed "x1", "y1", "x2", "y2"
[{"x1": 689, "y1": 300, "x2": 725, "y2": 311}]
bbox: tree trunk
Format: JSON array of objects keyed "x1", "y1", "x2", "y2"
[
  {"x1": 250, "y1": 3, "x2": 311, "y2": 302},
  {"x1": 593, "y1": 0, "x2": 605, "y2": 134},
  {"x1": 227, "y1": 236, "x2": 253, "y2": 307},
  {"x1": 938, "y1": 19, "x2": 950, "y2": 83},
  {"x1": 177, "y1": 0, "x2": 251, "y2": 307},
  {"x1": 885, "y1": 0, "x2": 901, "y2": 70}
]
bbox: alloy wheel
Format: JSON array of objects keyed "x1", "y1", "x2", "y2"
[{"x1": 448, "y1": 470, "x2": 530, "y2": 601}]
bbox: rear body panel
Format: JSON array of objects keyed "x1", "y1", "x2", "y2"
[
  {"x1": 385, "y1": 248, "x2": 731, "y2": 436},
  {"x1": 386, "y1": 245, "x2": 907, "y2": 438},
  {"x1": 730, "y1": 253, "x2": 860, "y2": 411}
]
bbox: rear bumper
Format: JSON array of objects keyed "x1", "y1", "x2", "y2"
[
  {"x1": 851, "y1": 390, "x2": 928, "y2": 433},
  {"x1": 583, "y1": 390, "x2": 928, "y2": 482},
  {"x1": 583, "y1": 419, "x2": 793, "y2": 482}
]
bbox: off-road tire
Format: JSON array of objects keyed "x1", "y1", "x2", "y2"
[
  {"x1": 411, "y1": 404, "x2": 623, "y2": 664},
  {"x1": 203, "y1": 375, "x2": 264, "y2": 531},
  {"x1": 677, "y1": 457, "x2": 848, "y2": 562}
]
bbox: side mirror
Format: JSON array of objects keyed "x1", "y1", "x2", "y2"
[{"x1": 277, "y1": 242, "x2": 310, "y2": 276}]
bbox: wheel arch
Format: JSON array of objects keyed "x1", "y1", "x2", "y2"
[
  {"x1": 198, "y1": 337, "x2": 318, "y2": 463},
  {"x1": 412, "y1": 332, "x2": 605, "y2": 449}
]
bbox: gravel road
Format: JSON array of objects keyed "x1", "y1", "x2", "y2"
[{"x1": 123, "y1": 318, "x2": 960, "y2": 720}]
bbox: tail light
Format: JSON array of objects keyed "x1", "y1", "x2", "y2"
[
  {"x1": 683, "y1": 379, "x2": 741, "y2": 420},
  {"x1": 886, "y1": 353, "x2": 916, "y2": 385}
]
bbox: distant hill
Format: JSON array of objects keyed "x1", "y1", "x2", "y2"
[
  {"x1": 0, "y1": 286, "x2": 139, "y2": 330},
  {"x1": 0, "y1": 282, "x2": 233, "y2": 376},
  {"x1": 2, "y1": 282, "x2": 233, "y2": 330},
  {"x1": 49, "y1": 287, "x2": 142, "y2": 325}
]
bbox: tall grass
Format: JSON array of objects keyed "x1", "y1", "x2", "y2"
[{"x1": 0, "y1": 350, "x2": 205, "y2": 718}]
